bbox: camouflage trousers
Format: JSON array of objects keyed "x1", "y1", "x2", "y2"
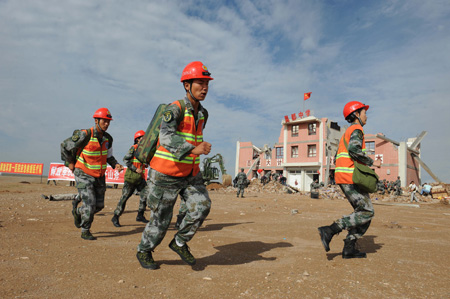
[
  {"x1": 73, "y1": 168, "x2": 106, "y2": 231},
  {"x1": 113, "y1": 179, "x2": 148, "y2": 216},
  {"x1": 335, "y1": 184, "x2": 374, "y2": 241},
  {"x1": 137, "y1": 168, "x2": 211, "y2": 252},
  {"x1": 236, "y1": 185, "x2": 245, "y2": 197}
]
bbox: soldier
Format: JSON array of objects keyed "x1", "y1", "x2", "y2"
[
  {"x1": 61, "y1": 108, "x2": 124, "y2": 240},
  {"x1": 310, "y1": 179, "x2": 320, "y2": 192},
  {"x1": 236, "y1": 168, "x2": 248, "y2": 198},
  {"x1": 377, "y1": 180, "x2": 385, "y2": 194},
  {"x1": 394, "y1": 176, "x2": 402, "y2": 196},
  {"x1": 136, "y1": 61, "x2": 213, "y2": 270},
  {"x1": 318, "y1": 101, "x2": 381, "y2": 259},
  {"x1": 111, "y1": 130, "x2": 149, "y2": 227}
]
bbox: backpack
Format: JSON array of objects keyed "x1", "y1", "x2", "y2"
[
  {"x1": 61, "y1": 128, "x2": 92, "y2": 165},
  {"x1": 135, "y1": 99, "x2": 208, "y2": 164}
]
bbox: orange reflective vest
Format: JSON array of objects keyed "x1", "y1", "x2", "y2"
[
  {"x1": 150, "y1": 101, "x2": 204, "y2": 177},
  {"x1": 131, "y1": 144, "x2": 146, "y2": 179},
  {"x1": 335, "y1": 124, "x2": 366, "y2": 184},
  {"x1": 75, "y1": 127, "x2": 109, "y2": 178}
]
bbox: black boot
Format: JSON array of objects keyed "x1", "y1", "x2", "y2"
[
  {"x1": 342, "y1": 239, "x2": 367, "y2": 259},
  {"x1": 318, "y1": 223, "x2": 342, "y2": 252},
  {"x1": 136, "y1": 211, "x2": 149, "y2": 223},
  {"x1": 174, "y1": 214, "x2": 184, "y2": 230},
  {"x1": 111, "y1": 214, "x2": 121, "y2": 227}
]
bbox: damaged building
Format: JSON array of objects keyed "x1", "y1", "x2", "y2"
[{"x1": 235, "y1": 113, "x2": 423, "y2": 191}]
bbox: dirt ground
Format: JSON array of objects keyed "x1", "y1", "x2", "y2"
[{"x1": 1, "y1": 176, "x2": 450, "y2": 298}]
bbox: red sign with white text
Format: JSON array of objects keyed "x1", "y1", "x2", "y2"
[
  {"x1": 0, "y1": 162, "x2": 44, "y2": 175},
  {"x1": 48, "y1": 163, "x2": 148, "y2": 184}
]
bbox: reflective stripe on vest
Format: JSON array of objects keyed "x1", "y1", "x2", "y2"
[
  {"x1": 334, "y1": 124, "x2": 365, "y2": 184},
  {"x1": 150, "y1": 100, "x2": 204, "y2": 177},
  {"x1": 131, "y1": 144, "x2": 146, "y2": 179},
  {"x1": 75, "y1": 127, "x2": 109, "y2": 178}
]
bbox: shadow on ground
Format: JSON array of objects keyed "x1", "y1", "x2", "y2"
[{"x1": 159, "y1": 241, "x2": 293, "y2": 271}]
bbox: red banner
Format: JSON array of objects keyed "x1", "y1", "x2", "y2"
[
  {"x1": 48, "y1": 163, "x2": 148, "y2": 184},
  {"x1": 0, "y1": 162, "x2": 44, "y2": 175}
]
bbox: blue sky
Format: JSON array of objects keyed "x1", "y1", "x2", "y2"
[{"x1": 0, "y1": 0, "x2": 449, "y2": 182}]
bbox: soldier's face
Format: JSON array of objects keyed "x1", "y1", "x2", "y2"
[
  {"x1": 356, "y1": 109, "x2": 367, "y2": 126},
  {"x1": 189, "y1": 79, "x2": 209, "y2": 101},
  {"x1": 96, "y1": 119, "x2": 110, "y2": 132}
]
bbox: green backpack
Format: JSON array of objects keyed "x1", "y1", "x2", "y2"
[
  {"x1": 136, "y1": 100, "x2": 195, "y2": 165},
  {"x1": 343, "y1": 137, "x2": 379, "y2": 193}
]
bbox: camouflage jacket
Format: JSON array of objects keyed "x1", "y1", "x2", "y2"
[
  {"x1": 159, "y1": 97, "x2": 208, "y2": 161},
  {"x1": 123, "y1": 145, "x2": 148, "y2": 172},
  {"x1": 236, "y1": 172, "x2": 248, "y2": 185},
  {"x1": 347, "y1": 124, "x2": 373, "y2": 167},
  {"x1": 61, "y1": 126, "x2": 119, "y2": 168}
]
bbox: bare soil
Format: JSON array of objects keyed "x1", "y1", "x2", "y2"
[{"x1": 1, "y1": 176, "x2": 450, "y2": 298}]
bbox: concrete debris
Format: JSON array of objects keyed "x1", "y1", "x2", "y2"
[{"x1": 211, "y1": 180, "x2": 450, "y2": 204}]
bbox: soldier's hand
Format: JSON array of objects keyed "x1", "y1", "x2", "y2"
[
  {"x1": 115, "y1": 164, "x2": 124, "y2": 172},
  {"x1": 373, "y1": 160, "x2": 381, "y2": 168},
  {"x1": 68, "y1": 163, "x2": 75, "y2": 172},
  {"x1": 191, "y1": 142, "x2": 211, "y2": 156},
  {"x1": 136, "y1": 168, "x2": 143, "y2": 174}
]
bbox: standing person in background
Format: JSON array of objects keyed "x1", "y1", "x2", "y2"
[
  {"x1": 111, "y1": 130, "x2": 149, "y2": 227},
  {"x1": 394, "y1": 176, "x2": 402, "y2": 196},
  {"x1": 236, "y1": 168, "x2": 248, "y2": 198},
  {"x1": 61, "y1": 108, "x2": 124, "y2": 240},
  {"x1": 409, "y1": 181, "x2": 419, "y2": 202},
  {"x1": 318, "y1": 101, "x2": 381, "y2": 259},
  {"x1": 136, "y1": 61, "x2": 213, "y2": 270}
]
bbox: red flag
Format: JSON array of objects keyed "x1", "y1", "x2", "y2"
[{"x1": 304, "y1": 92, "x2": 311, "y2": 101}]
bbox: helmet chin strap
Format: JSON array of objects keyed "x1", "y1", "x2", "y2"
[
  {"x1": 188, "y1": 84, "x2": 200, "y2": 102},
  {"x1": 95, "y1": 120, "x2": 105, "y2": 133},
  {"x1": 356, "y1": 116, "x2": 364, "y2": 127}
]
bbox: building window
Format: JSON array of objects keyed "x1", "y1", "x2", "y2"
[
  {"x1": 291, "y1": 146, "x2": 298, "y2": 158},
  {"x1": 264, "y1": 150, "x2": 271, "y2": 160},
  {"x1": 276, "y1": 147, "x2": 283, "y2": 159},
  {"x1": 292, "y1": 125, "x2": 299, "y2": 137},
  {"x1": 307, "y1": 145, "x2": 316, "y2": 157},
  {"x1": 308, "y1": 123, "x2": 316, "y2": 135},
  {"x1": 365, "y1": 141, "x2": 375, "y2": 155}
]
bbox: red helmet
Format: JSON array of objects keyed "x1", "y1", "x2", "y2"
[
  {"x1": 93, "y1": 108, "x2": 113, "y2": 120},
  {"x1": 134, "y1": 130, "x2": 145, "y2": 140},
  {"x1": 343, "y1": 101, "x2": 369, "y2": 119},
  {"x1": 180, "y1": 61, "x2": 214, "y2": 82}
]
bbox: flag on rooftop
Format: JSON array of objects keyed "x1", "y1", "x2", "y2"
[{"x1": 304, "y1": 92, "x2": 311, "y2": 101}]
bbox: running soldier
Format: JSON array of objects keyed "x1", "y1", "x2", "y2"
[
  {"x1": 136, "y1": 61, "x2": 213, "y2": 269},
  {"x1": 111, "y1": 130, "x2": 149, "y2": 227},
  {"x1": 318, "y1": 101, "x2": 381, "y2": 258},
  {"x1": 61, "y1": 108, "x2": 124, "y2": 240}
]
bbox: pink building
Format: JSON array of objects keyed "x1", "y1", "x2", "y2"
[{"x1": 235, "y1": 114, "x2": 421, "y2": 191}]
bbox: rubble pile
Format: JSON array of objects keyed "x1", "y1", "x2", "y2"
[{"x1": 209, "y1": 180, "x2": 450, "y2": 204}]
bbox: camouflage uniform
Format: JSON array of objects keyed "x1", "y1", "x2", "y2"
[
  {"x1": 137, "y1": 98, "x2": 211, "y2": 253},
  {"x1": 377, "y1": 180, "x2": 385, "y2": 194},
  {"x1": 113, "y1": 146, "x2": 148, "y2": 217},
  {"x1": 61, "y1": 127, "x2": 119, "y2": 232},
  {"x1": 334, "y1": 127, "x2": 375, "y2": 241},
  {"x1": 394, "y1": 178, "x2": 402, "y2": 196},
  {"x1": 236, "y1": 171, "x2": 248, "y2": 197}
]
